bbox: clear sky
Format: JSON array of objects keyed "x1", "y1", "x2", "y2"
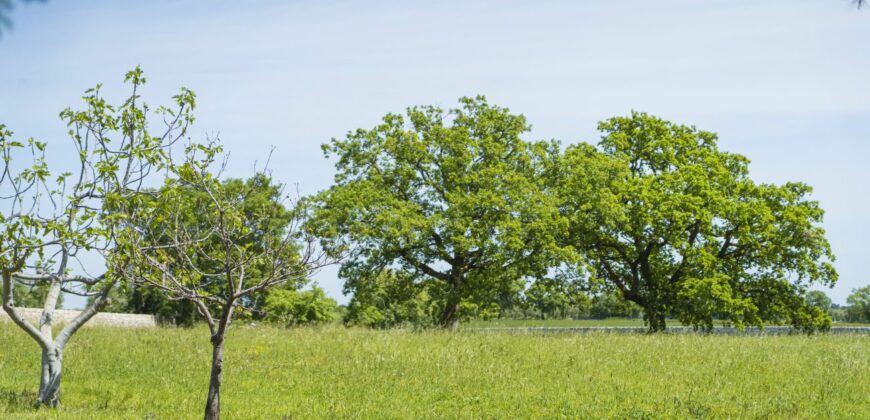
[{"x1": 0, "y1": 0, "x2": 867, "y2": 307}]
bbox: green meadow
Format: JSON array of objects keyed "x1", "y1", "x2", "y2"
[
  {"x1": 1, "y1": 324, "x2": 867, "y2": 419},
  {"x1": 464, "y1": 319, "x2": 870, "y2": 329}
]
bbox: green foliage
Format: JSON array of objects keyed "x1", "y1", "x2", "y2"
[
  {"x1": 558, "y1": 112, "x2": 837, "y2": 332},
  {"x1": 126, "y1": 173, "x2": 303, "y2": 320},
  {"x1": 262, "y1": 285, "x2": 339, "y2": 326},
  {"x1": 522, "y1": 277, "x2": 589, "y2": 320},
  {"x1": 343, "y1": 269, "x2": 437, "y2": 328},
  {"x1": 1, "y1": 323, "x2": 869, "y2": 418},
  {"x1": 845, "y1": 286, "x2": 870, "y2": 323},
  {"x1": 0, "y1": 280, "x2": 61, "y2": 308},
  {"x1": 92, "y1": 173, "x2": 304, "y2": 328},
  {"x1": 0, "y1": 66, "x2": 196, "y2": 292},
  {"x1": 804, "y1": 290, "x2": 833, "y2": 313},
  {"x1": 310, "y1": 96, "x2": 569, "y2": 327},
  {"x1": 2, "y1": 68, "x2": 194, "y2": 311},
  {"x1": 97, "y1": 283, "x2": 199, "y2": 327},
  {"x1": 589, "y1": 292, "x2": 643, "y2": 319}
]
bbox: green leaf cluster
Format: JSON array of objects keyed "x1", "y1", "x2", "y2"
[{"x1": 262, "y1": 285, "x2": 338, "y2": 326}]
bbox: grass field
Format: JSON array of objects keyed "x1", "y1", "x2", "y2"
[
  {"x1": 0, "y1": 324, "x2": 868, "y2": 419},
  {"x1": 464, "y1": 318, "x2": 870, "y2": 329},
  {"x1": 463, "y1": 318, "x2": 649, "y2": 328}
]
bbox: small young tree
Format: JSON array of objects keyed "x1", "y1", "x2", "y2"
[
  {"x1": 122, "y1": 144, "x2": 333, "y2": 420},
  {"x1": 105, "y1": 174, "x2": 301, "y2": 326},
  {"x1": 0, "y1": 68, "x2": 194, "y2": 406}
]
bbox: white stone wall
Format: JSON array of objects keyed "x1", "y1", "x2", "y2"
[{"x1": 0, "y1": 308, "x2": 156, "y2": 328}]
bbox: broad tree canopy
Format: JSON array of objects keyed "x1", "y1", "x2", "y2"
[
  {"x1": 559, "y1": 112, "x2": 837, "y2": 332},
  {"x1": 310, "y1": 97, "x2": 570, "y2": 327}
]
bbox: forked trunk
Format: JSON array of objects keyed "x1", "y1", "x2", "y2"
[
  {"x1": 38, "y1": 347, "x2": 63, "y2": 407},
  {"x1": 204, "y1": 335, "x2": 225, "y2": 420},
  {"x1": 2, "y1": 271, "x2": 112, "y2": 409}
]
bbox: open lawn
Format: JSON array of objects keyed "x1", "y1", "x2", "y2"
[
  {"x1": 0, "y1": 324, "x2": 868, "y2": 419},
  {"x1": 463, "y1": 318, "x2": 650, "y2": 328},
  {"x1": 463, "y1": 318, "x2": 870, "y2": 329}
]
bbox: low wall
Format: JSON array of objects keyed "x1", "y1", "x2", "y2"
[{"x1": 0, "y1": 308, "x2": 156, "y2": 328}]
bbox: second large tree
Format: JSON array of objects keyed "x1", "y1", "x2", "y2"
[
  {"x1": 559, "y1": 112, "x2": 837, "y2": 332},
  {"x1": 311, "y1": 97, "x2": 568, "y2": 328}
]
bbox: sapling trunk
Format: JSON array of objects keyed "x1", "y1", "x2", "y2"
[
  {"x1": 2, "y1": 272, "x2": 113, "y2": 408},
  {"x1": 204, "y1": 334, "x2": 225, "y2": 420},
  {"x1": 38, "y1": 346, "x2": 63, "y2": 407}
]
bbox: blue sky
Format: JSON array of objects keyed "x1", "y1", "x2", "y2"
[{"x1": 1, "y1": 0, "x2": 867, "y2": 307}]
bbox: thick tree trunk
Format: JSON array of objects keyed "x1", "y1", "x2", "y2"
[
  {"x1": 619, "y1": 286, "x2": 668, "y2": 333},
  {"x1": 645, "y1": 308, "x2": 667, "y2": 333},
  {"x1": 439, "y1": 298, "x2": 460, "y2": 329},
  {"x1": 204, "y1": 335, "x2": 225, "y2": 420},
  {"x1": 37, "y1": 347, "x2": 62, "y2": 407},
  {"x1": 438, "y1": 272, "x2": 464, "y2": 329}
]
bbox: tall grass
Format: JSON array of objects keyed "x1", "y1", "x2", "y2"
[{"x1": 0, "y1": 323, "x2": 867, "y2": 418}]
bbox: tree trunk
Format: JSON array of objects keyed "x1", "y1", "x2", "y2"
[
  {"x1": 37, "y1": 346, "x2": 62, "y2": 407},
  {"x1": 204, "y1": 335, "x2": 225, "y2": 420},
  {"x1": 439, "y1": 297, "x2": 460, "y2": 329},
  {"x1": 645, "y1": 308, "x2": 667, "y2": 333}
]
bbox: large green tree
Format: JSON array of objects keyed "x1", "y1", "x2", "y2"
[
  {"x1": 310, "y1": 97, "x2": 569, "y2": 328},
  {"x1": 559, "y1": 112, "x2": 837, "y2": 332}
]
